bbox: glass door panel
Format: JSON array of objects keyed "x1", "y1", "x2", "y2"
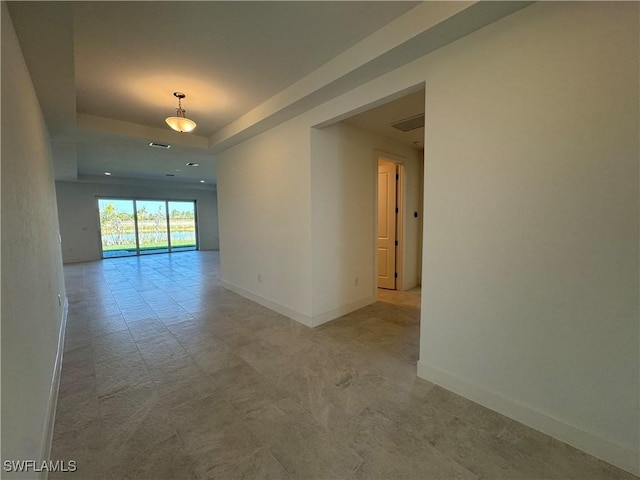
[
  {"x1": 168, "y1": 201, "x2": 197, "y2": 252},
  {"x1": 98, "y1": 199, "x2": 137, "y2": 258},
  {"x1": 136, "y1": 200, "x2": 169, "y2": 255}
]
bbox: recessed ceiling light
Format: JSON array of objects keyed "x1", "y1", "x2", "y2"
[
  {"x1": 200, "y1": 180, "x2": 205, "y2": 183},
  {"x1": 104, "y1": 172, "x2": 111, "y2": 176},
  {"x1": 149, "y1": 142, "x2": 171, "y2": 149},
  {"x1": 186, "y1": 162, "x2": 199, "y2": 167}
]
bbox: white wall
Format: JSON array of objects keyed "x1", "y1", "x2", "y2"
[
  {"x1": 55, "y1": 179, "x2": 219, "y2": 263},
  {"x1": 217, "y1": 116, "x2": 422, "y2": 326},
  {"x1": 417, "y1": 2, "x2": 639, "y2": 473},
  {"x1": 310, "y1": 122, "x2": 422, "y2": 321},
  {"x1": 216, "y1": 1, "x2": 639, "y2": 474},
  {"x1": 1, "y1": 4, "x2": 68, "y2": 476},
  {"x1": 216, "y1": 119, "x2": 313, "y2": 321}
]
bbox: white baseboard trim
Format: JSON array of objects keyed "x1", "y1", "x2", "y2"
[
  {"x1": 40, "y1": 296, "x2": 68, "y2": 479},
  {"x1": 309, "y1": 295, "x2": 375, "y2": 327},
  {"x1": 63, "y1": 257, "x2": 96, "y2": 265},
  {"x1": 220, "y1": 279, "x2": 374, "y2": 328},
  {"x1": 221, "y1": 279, "x2": 315, "y2": 327},
  {"x1": 417, "y1": 361, "x2": 640, "y2": 476}
]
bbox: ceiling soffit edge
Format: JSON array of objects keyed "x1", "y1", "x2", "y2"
[
  {"x1": 208, "y1": 1, "x2": 533, "y2": 154},
  {"x1": 72, "y1": 174, "x2": 216, "y2": 191},
  {"x1": 78, "y1": 114, "x2": 209, "y2": 150}
]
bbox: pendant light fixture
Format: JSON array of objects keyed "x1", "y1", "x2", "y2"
[{"x1": 165, "y1": 92, "x2": 196, "y2": 133}]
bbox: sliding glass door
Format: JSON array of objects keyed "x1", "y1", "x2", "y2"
[
  {"x1": 98, "y1": 199, "x2": 138, "y2": 258},
  {"x1": 169, "y1": 201, "x2": 197, "y2": 252},
  {"x1": 137, "y1": 200, "x2": 169, "y2": 255},
  {"x1": 98, "y1": 198, "x2": 197, "y2": 258}
]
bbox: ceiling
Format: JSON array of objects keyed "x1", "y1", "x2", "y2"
[
  {"x1": 72, "y1": 2, "x2": 418, "y2": 137},
  {"x1": 344, "y1": 90, "x2": 425, "y2": 149},
  {"x1": 7, "y1": 1, "x2": 420, "y2": 187},
  {"x1": 8, "y1": 1, "x2": 531, "y2": 187}
]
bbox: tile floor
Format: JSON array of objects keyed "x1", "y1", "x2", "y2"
[{"x1": 51, "y1": 251, "x2": 636, "y2": 480}]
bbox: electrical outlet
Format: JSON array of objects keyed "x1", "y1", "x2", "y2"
[
  {"x1": 257, "y1": 274, "x2": 262, "y2": 283},
  {"x1": 354, "y1": 277, "x2": 359, "y2": 286}
]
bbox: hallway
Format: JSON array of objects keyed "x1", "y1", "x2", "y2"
[{"x1": 51, "y1": 251, "x2": 634, "y2": 479}]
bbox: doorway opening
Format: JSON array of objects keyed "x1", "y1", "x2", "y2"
[
  {"x1": 333, "y1": 85, "x2": 424, "y2": 295},
  {"x1": 97, "y1": 197, "x2": 198, "y2": 258}
]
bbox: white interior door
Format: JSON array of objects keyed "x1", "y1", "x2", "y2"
[{"x1": 378, "y1": 162, "x2": 397, "y2": 289}]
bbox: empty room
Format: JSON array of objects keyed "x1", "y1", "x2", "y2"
[{"x1": 2, "y1": 2, "x2": 638, "y2": 479}]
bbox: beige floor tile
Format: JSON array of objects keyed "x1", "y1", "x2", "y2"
[
  {"x1": 432, "y1": 416, "x2": 567, "y2": 479},
  {"x1": 50, "y1": 252, "x2": 636, "y2": 480},
  {"x1": 242, "y1": 398, "x2": 364, "y2": 478},
  {"x1": 58, "y1": 345, "x2": 95, "y2": 384},
  {"x1": 135, "y1": 332, "x2": 192, "y2": 369},
  {"x1": 86, "y1": 314, "x2": 129, "y2": 338},
  {"x1": 63, "y1": 328, "x2": 94, "y2": 352},
  {"x1": 94, "y1": 351, "x2": 153, "y2": 398},
  {"x1": 92, "y1": 330, "x2": 138, "y2": 363},
  {"x1": 194, "y1": 447, "x2": 290, "y2": 480},
  {"x1": 53, "y1": 388, "x2": 100, "y2": 439},
  {"x1": 234, "y1": 337, "x2": 292, "y2": 377},
  {"x1": 126, "y1": 317, "x2": 171, "y2": 342},
  {"x1": 186, "y1": 420, "x2": 264, "y2": 479},
  {"x1": 99, "y1": 384, "x2": 173, "y2": 449},
  {"x1": 168, "y1": 391, "x2": 241, "y2": 451},
  {"x1": 102, "y1": 434, "x2": 197, "y2": 480},
  {"x1": 191, "y1": 344, "x2": 245, "y2": 375},
  {"x1": 497, "y1": 422, "x2": 639, "y2": 480},
  {"x1": 50, "y1": 419, "x2": 103, "y2": 480}
]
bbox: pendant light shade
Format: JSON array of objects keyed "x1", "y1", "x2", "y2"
[
  {"x1": 165, "y1": 92, "x2": 196, "y2": 133},
  {"x1": 165, "y1": 116, "x2": 196, "y2": 133}
]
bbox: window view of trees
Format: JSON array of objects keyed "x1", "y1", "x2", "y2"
[
  {"x1": 168, "y1": 201, "x2": 197, "y2": 250},
  {"x1": 99, "y1": 200, "x2": 137, "y2": 252},
  {"x1": 98, "y1": 198, "x2": 197, "y2": 257},
  {"x1": 136, "y1": 201, "x2": 168, "y2": 252}
]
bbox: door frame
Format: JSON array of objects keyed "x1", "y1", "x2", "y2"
[{"x1": 375, "y1": 152, "x2": 405, "y2": 293}]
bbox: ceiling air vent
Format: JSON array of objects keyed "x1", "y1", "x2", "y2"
[
  {"x1": 149, "y1": 142, "x2": 171, "y2": 149},
  {"x1": 390, "y1": 113, "x2": 425, "y2": 132}
]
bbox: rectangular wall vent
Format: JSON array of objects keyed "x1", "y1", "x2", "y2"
[
  {"x1": 149, "y1": 142, "x2": 171, "y2": 149},
  {"x1": 390, "y1": 113, "x2": 425, "y2": 132}
]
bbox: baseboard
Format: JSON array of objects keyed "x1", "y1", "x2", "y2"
[
  {"x1": 39, "y1": 296, "x2": 68, "y2": 479},
  {"x1": 62, "y1": 257, "x2": 96, "y2": 265},
  {"x1": 417, "y1": 361, "x2": 640, "y2": 476},
  {"x1": 309, "y1": 295, "x2": 375, "y2": 327},
  {"x1": 220, "y1": 279, "x2": 374, "y2": 328},
  {"x1": 401, "y1": 279, "x2": 418, "y2": 291},
  {"x1": 221, "y1": 279, "x2": 315, "y2": 327}
]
